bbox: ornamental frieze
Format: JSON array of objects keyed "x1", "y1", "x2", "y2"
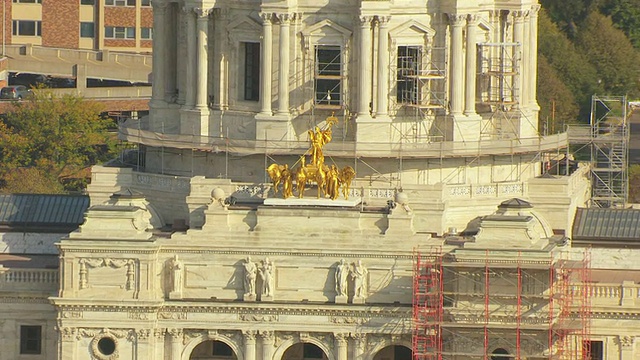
[
  {"x1": 329, "y1": 315, "x2": 370, "y2": 324},
  {"x1": 238, "y1": 313, "x2": 279, "y2": 322},
  {"x1": 158, "y1": 311, "x2": 188, "y2": 320}
]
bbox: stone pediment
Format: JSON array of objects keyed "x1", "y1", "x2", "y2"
[
  {"x1": 390, "y1": 19, "x2": 435, "y2": 42},
  {"x1": 301, "y1": 19, "x2": 352, "y2": 44},
  {"x1": 227, "y1": 16, "x2": 261, "y2": 33}
]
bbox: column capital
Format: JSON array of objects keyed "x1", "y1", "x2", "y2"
[
  {"x1": 276, "y1": 13, "x2": 292, "y2": 24},
  {"x1": 511, "y1": 10, "x2": 526, "y2": 21},
  {"x1": 530, "y1": 4, "x2": 541, "y2": 17},
  {"x1": 467, "y1": 14, "x2": 480, "y2": 26},
  {"x1": 243, "y1": 330, "x2": 257, "y2": 342},
  {"x1": 168, "y1": 328, "x2": 183, "y2": 340},
  {"x1": 377, "y1": 15, "x2": 391, "y2": 27},
  {"x1": 448, "y1": 13, "x2": 466, "y2": 26},
  {"x1": 358, "y1": 15, "x2": 374, "y2": 27},
  {"x1": 334, "y1": 333, "x2": 348, "y2": 345},
  {"x1": 259, "y1": 330, "x2": 275, "y2": 343},
  {"x1": 618, "y1": 335, "x2": 635, "y2": 349},
  {"x1": 194, "y1": 7, "x2": 213, "y2": 19},
  {"x1": 153, "y1": 328, "x2": 166, "y2": 339},
  {"x1": 260, "y1": 12, "x2": 274, "y2": 24}
]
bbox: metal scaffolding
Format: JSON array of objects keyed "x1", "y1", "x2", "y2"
[{"x1": 412, "y1": 249, "x2": 592, "y2": 359}]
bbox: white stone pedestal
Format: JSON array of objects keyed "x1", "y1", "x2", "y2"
[
  {"x1": 263, "y1": 197, "x2": 362, "y2": 207},
  {"x1": 352, "y1": 297, "x2": 365, "y2": 304},
  {"x1": 169, "y1": 291, "x2": 182, "y2": 300},
  {"x1": 335, "y1": 295, "x2": 348, "y2": 304},
  {"x1": 255, "y1": 113, "x2": 293, "y2": 141},
  {"x1": 355, "y1": 116, "x2": 391, "y2": 143},
  {"x1": 243, "y1": 294, "x2": 256, "y2": 302},
  {"x1": 262, "y1": 295, "x2": 274, "y2": 302}
]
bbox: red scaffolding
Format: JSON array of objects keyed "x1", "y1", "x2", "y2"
[
  {"x1": 412, "y1": 248, "x2": 592, "y2": 360},
  {"x1": 412, "y1": 247, "x2": 443, "y2": 360}
]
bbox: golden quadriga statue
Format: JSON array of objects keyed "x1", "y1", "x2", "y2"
[{"x1": 266, "y1": 115, "x2": 355, "y2": 200}]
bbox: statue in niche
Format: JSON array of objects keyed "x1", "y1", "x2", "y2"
[
  {"x1": 335, "y1": 259, "x2": 349, "y2": 297},
  {"x1": 169, "y1": 255, "x2": 184, "y2": 299},
  {"x1": 259, "y1": 258, "x2": 275, "y2": 298},
  {"x1": 243, "y1": 256, "x2": 257, "y2": 298},
  {"x1": 351, "y1": 259, "x2": 368, "y2": 300}
]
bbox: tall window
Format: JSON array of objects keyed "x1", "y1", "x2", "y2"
[
  {"x1": 397, "y1": 45, "x2": 421, "y2": 104},
  {"x1": 243, "y1": 42, "x2": 260, "y2": 101},
  {"x1": 105, "y1": 26, "x2": 136, "y2": 39},
  {"x1": 141, "y1": 27, "x2": 152, "y2": 40},
  {"x1": 315, "y1": 45, "x2": 341, "y2": 106},
  {"x1": 585, "y1": 340, "x2": 603, "y2": 360},
  {"x1": 20, "y1": 325, "x2": 41, "y2": 354},
  {"x1": 80, "y1": 22, "x2": 95, "y2": 38},
  {"x1": 12, "y1": 20, "x2": 42, "y2": 36}
]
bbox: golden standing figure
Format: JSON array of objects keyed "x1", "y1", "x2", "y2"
[{"x1": 281, "y1": 164, "x2": 294, "y2": 199}]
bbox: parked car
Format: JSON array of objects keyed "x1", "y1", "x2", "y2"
[
  {"x1": 9, "y1": 72, "x2": 50, "y2": 87},
  {"x1": 0, "y1": 85, "x2": 33, "y2": 100}
]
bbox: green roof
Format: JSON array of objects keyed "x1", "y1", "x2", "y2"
[
  {"x1": 572, "y1": 207, "x2": 640, "y2": 245},
  {"x1": 0, "y1": 194, "x2": 89, "y2": 229}
]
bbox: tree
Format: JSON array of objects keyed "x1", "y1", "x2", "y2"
[
  {"x1": 537, "y1": 55, "x2": 580, "y2": 133},
  {"x1": 540, "y1": 0, "x2": 599, "y2": 38},
  {"x1": 537, "y1": 9, "x2": 603, "y2": 121},
  {"x1": 575, "y1": 11, "x2": 640, "y2": 97},
  {"x1": 0, "y1": 90, "x2": 116, "y2": 193},
  {"x1": 599, "y1": 0, "x2": 640, "y2": 49}
]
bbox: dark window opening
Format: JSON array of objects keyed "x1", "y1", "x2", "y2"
[
  {"x1": 315, "y1": 45, "x2": 341, "y2": 106},
  {"x1": 212, "y1": 341, "x2": 234, "y2": 357},
  {"x1": 98, "y1": 337, "x2": 116, "y2": 356},
  {"x1": 397, "y1": 46, "x2": 421, "y2": 104},
  {"x1": 585, "y1": 340, "x2": 603, "y2": 360},
  {"x1": 20, "y1": 325, "x2": 42, "y2": 354},
  {"x1": 243, "y1": 42, "x2": 260, "y2": 101},
  {"x1": 303, "y1": 343, "x2": 324, "y2": 359},
  {"x1": 491, "y1": 348, "x2": 510, "y2": 360}
]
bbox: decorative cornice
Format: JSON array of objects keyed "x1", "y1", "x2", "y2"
[{"x1": 157, "y1": 249, "x2": 415, "y2": 260}]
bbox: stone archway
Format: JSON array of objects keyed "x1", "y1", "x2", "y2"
[
  {"x1": 189, "y1": 340, "x2": 238, "y2": 360},
  {"x1": 491, "y1": 348, "x2": 510, "y2": 360},
  {"x1": 372, "y1": 345, "x2": 412, "y2": 360},
  {"x1": 281, "y1": 342, "x2": 329, "y2": 360}
]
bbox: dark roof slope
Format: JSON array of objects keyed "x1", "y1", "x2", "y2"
[
  {"x1": 0, "y1": 194, "x2": 89, "y2": 232},
  {"x1": 572, "y1": 207, "x2": 640, "y2": 246}
]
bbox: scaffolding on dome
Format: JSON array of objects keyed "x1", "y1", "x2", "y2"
[{"x1": 412, "y1": 248, "x2": 592, "y2": 360}]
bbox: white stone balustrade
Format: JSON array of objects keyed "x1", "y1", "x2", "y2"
[{"x1": 0, "y1": 268, "x2": 59, "y2": 292}]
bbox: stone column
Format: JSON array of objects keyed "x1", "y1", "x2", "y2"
[
  {"x1": 195, "y1": 7, "x2": 211, "y2": 110},
  {"x1": 334, "y1": 333, "x2": 348, "y2": 360},
  {"x1": 184, "y1": 6, "x2": 196, "y2": 108},
  {"x1": 619, "y1": 335, "x2": 635, "y2": 359},
  {"x1": 521, "y1": 11, "x2": 531, "y2": 109},
  {"x1": 529, "y1": 5, "x2": 541, "y2": 109},
  {"x1": 59, "y1": 327, "x2": 77, "y2": 359},
  {"x1": 464, "y1": 14, "x2": 479, "y2": 116},
  {"x1": 357, "y1": 16, "x2": 373, "y2": 117},
  {"x1": 448, "y1": 14, "x2": 465, "y2": 116},
  {"x1": 277, "y1": 13, "x2": 291, "y2": 116},
  {"x1": 376, "y1": 16, "x2": 390, "y2": 117},
  {"x1": 151, "y1": 1, "x2": 168, "y2": 105},
  {"x1": 259, "y1": 13, "x2": 273, "y2": 116},
  {"x1": 260, "y1": 331, "x2": 275, "y2": 360},
  {"x1": 512, "y1": 11, "x2": 524, "y2": 108},
  {"x1": 136, "y1": 329, "x2": 153, "y2": 359},
  {"x1": 153, "y1": 328, "x2": 166, "y2": 360},
  {"x1": 168, "y1": 328, "x2": 183, "y2": 360},
  {"x1": 165, "y1": 4, "x2": 177, "y2": 103},
  {"x1": 352, "y1": 333, "x2": 366, "y2": 360},
  {"x1": 243, "y1": 331, "x2": 257, "y2": 360}
]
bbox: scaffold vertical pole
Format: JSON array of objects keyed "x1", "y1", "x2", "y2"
[{"x1": 412, "y1": 247, "x2": 443, "y2": 360}]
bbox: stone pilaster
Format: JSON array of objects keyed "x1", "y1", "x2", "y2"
[
  {"x1": 244, "y1": 330, "x2": 257, "y2": 360},
  {"x1": 151, "y1": 1, "x2": 168, "y2": 109},
  {"x1": 260, "y1": 331, "x2": 275, "y2": 360},
  {"x1": 165, "y1": 4, "x2": 177, "y2": 103},
  {"x1": 168, "y1": 328, "x2": 183, "y2": 360},
  {"x1": 376, "y1": 16, "x2": 391, "y2": 118},
  {"x1": 136, "y1": 329, "x2": 153, "y2": 359},
  {"x1": 448, "y1": 14, "x2": 465, "y2": 116},
  {"x1": 521, "y1": 10, "x2": 531, "y2": 111},
  {"x1": 153, "y1": 328, "x2": 166, "y2": 360},
  {"x1": 352, "y1": 333, "x2": 366, "y2": 360},
  {"x1": 59, "y1": 327, "x2": 77, "y2": 359},
  {"x1": 259, "y1": 12, "x2": 273, "y2": 116},
  {"x1": 276, "y1": 13, "x2": 291, "y2": 116},
  {"x1": 195, "y1": 7, "x2": 211, "y2": 111},
  {"x1": 184, "y1": 6, "x2": 196, "y2": 108},
  {"x1": 618, "y1": 335, "x2": 635, "y2": 359},
  {"x1": 512, "y1": 10, "x2": 524, "y2": 109},
  {"x1": 335, "y1": 333, "x2": 348, "y2": 360},
  {"x1": 529, "y1": 5, "x2": 541, "y2": 111},
  {"x1": 357, "y1": 16, "x2": 374, "y2": 118}
]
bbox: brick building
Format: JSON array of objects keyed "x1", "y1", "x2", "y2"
[{"x1": 0, "y1": 0, "x2": 152, "y2": 53}]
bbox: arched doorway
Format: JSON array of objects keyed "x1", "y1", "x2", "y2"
[
  {"x1": 373, "y1": 345, "x2": 412, "y2": 360},
  {"x1": 189, "y1": 340, "x2": 237, "y2": 360},
  {"x1": 491, "y1": 348, "x2": 510, "y2": 360},
  {"x1": 281, "y1": 343, "x2": 328, "y2": 360}
]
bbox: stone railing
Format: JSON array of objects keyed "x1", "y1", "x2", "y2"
[
  {"x1": 446, "y1": 182, "x2": 527, "y2": 199},
  {"x1": 0, "y1": 268, "x2": 59, "y2": 293},
  {"x1": 571, "y1": 282, "x2": 640, "y2": 308}
]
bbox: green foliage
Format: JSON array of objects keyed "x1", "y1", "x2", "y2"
[
  {"x1": 537, "y1": 55, "x2": 580, "y2": 133},
  {"x1": 0, "y1": 90, "x2": 116, "y2": 193},
  {"x1": 537, "y1": 10, "x2": 603, "y2": 121},
  {"x1": 599, "y1": 0, "x2": 640, "y2": 48},
  {"x1": 575, "y1": 11, "x2": 640, "y2": 97},
  {"x1": 539, "y1": 0, "x2": 599, "y2": 37}
]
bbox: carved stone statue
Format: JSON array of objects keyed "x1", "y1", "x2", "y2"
[
  {"x1": 335, "y1": 259, "x2": 349, "y2": 299},
  {"x1": 243, "y1": 256, "x2": 257, "y2": 300},
  {"x1": 259, "y1": 257, "x2": 275, "y2": 300},
  {"x1": 169, "y1": 255, "x2": 183, "y2": 299},
  {"x1": 351, "y1": 259, "x2": 368, "y2": 302}
]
